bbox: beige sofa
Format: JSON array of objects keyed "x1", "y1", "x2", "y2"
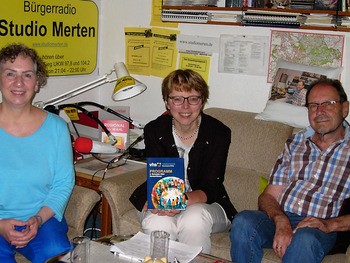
[
  {"x1": 15, "y1": 185, "x2": 100, "y2": 263},
  {"x1": 99, "y1": 107, "x2": 350, "y2": 262}
]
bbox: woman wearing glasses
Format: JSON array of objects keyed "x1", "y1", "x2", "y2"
[{"x1": 130, "y1": 69, "x2": 237, "y2": 253}]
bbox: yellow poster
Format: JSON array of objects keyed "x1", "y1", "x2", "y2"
[
  {"x1": 151, "y1": 0, "x2": 178, "y2": 28},
  {"x1": 0, "y1": 0, "x2": 98, "y2": 76},
  {"x1": 179, "y1": 54, "x2": 211, "y2": 83},
  {"x1": 151, "y1": 27, "x2": 180, "y2": 78},
  {"x1": 124, "y1": 27, "x2": 153, "y2": 76}
]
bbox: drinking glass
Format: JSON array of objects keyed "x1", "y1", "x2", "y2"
[
  {"x1": 70, "y1": 236, "x2": 90, "y2": 263},
  {"x1": 150, "y1": 230, "x2": 170, "y2": 261}
]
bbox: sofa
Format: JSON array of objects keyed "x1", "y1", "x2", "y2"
[
  {"x1": 15, "y1": 185, "x2": 100, "y2": 263},
  {"x1": 99, "y1": 107, "x2": 350, "y2": 262}
]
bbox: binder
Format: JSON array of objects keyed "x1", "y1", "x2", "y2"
[
  {"x1": 161, "y1": 10, "x2": 209, "y2": 23},
  {"x1": 242, "y1": 10, "x2": 302, "y2": 27}
]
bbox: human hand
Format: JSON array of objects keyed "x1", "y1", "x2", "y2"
[
  {"x1": 10, "y1": 216, "x2": 40, "y2": 248},
  {"x1": 156, "y1": 209, "x2": 181, "y2": 217},
  {"x1": 148, "y1": 208, "x2": 181, "y2": 217},
  {"x1": 143, "y1": 201, "x2": 148, "y2": 211},
  {"x1": 272, "y1": 216, "x2": 293, "y2": 259},
  {"x1": 144, "y1": 201, "x2": 181, "y2": 217},
  {"x1": 0, "y1": 219, "x2": 28, "y2": 246},
  {"x1": 293, "y1": 216, "x2": 329, "y2": 234}
]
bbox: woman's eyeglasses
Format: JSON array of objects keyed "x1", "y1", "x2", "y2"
[{"x1": 167, "y1": 96, "x2": 202, "y2": 105}]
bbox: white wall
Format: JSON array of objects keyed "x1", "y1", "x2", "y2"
[{"x1": 33, "y1": 0, "x2": 350, "y2": 127}]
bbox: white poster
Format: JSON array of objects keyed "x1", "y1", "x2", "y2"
[{"x1": 219, "y1": 34, "x2": 269, "y2": 76}]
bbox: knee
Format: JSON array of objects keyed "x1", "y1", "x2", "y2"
[
  {"x1": 141, "y1": 213, "x2": 177, "y2": 240},
  {"x1": 29, "y1": 244, "x2": 70, "y2": 263},
  {"x1": 230, "y1": 210, "x2": 261, "y2": 242},
  {"x1": 179, "y1": 206, "x2": 211, "y2": 234},
  {"x1": 291, "y1": 227, "x2": 322, "y2": 248},
  {"x1": 231, "y1": 210, "x2": 259, "y2": 230},
  {"x1": 178, "y1": 204, "x2": 220, "y2": 236}
]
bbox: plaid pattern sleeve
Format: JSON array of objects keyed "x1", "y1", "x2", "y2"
[{"x1": 269, "y1": 123, "x2": 350, "y2": 218}]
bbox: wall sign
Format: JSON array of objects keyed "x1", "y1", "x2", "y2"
[{"x1": 0, "y1": 0, "x2": 98, "y2": 76}]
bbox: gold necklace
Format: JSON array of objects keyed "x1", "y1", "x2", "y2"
[{"x1": 172, "y1": 117, "x2": 200, "y2": 141}]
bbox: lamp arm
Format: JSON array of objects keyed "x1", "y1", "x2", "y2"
[
  {"x1": 33, "y1": 72, "x2": 117, "y2": 109},
  {"x1": 58, "y1": 103, "x2": 117, "y2": 144},
  {"x1": 76, "y1": 101, "x2": 144, "y2": 129}
]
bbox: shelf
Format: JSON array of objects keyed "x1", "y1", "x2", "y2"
[
  {"x1": 163, "y1": 5, "x2": 350, "y2": 15},
  {"x1": 163, "y1": 5, "x2": 350, "y2": 16},
  {"x1": 162, "y1": 5, "x2": 350, "y2": 31}
]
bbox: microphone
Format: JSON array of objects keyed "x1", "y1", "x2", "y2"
[{"x1": 74, "y1": 137, "x2": 122, "y2": 154}]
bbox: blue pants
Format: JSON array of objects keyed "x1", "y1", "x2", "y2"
[
  {"x1": 0, "y1": 217, "x2": 71, "y2": 263},
  {"x1": 230, "y1": 210, "x2": 337, "y2": 263}
]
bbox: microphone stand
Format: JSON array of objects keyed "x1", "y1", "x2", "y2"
[
  {"x1": 71, "y1": 101, "x2": 144, "y2": 129},
  {"x1": 56, "y1": 103, "x2": 117, "y2": 144},
  {"x1": 55, "y1": 102, "x2": 145, "y2": 161}
]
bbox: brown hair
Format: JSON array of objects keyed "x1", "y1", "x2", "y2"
[
  {"x1": 161, "y1": 69, "x2": 209, "y2": 109},
  {"x1": 0, "y1": 43, "x2": 47, "y2": 88}
]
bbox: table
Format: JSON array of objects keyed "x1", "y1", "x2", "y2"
[
  {"x1": 47, "y1": 235, "x2": 233, "y2": 263},
  {"x1": 74, "y1": 157, "x2": 146, "y2": 236}
]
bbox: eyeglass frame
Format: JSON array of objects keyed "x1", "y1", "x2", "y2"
[
  {"x1": 306, "y1": 100, "x2": 343, "y2": 112},
  {"x1": 167, "y1": 96, "x2": 203, "y2": 105}
]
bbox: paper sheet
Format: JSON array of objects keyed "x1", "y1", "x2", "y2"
[
  {"x1": 219, "y1": 34, "x2": 269, "y2": 76},
  {"x1": 110, "y1": 232, "x2": 202, "y2": 263}
]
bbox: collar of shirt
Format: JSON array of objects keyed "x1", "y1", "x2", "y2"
[{"x1": 303, "y1": 120, "x2": 350, "y2": 142}]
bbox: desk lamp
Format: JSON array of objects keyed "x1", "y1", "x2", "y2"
[
  {"x1": 33, "y1": 62, "x2": 146, "y2": 153},
  {"x1": 33, "y1": 62, "x2": 147, "y2": 109}
]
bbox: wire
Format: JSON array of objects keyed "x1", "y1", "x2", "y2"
[
  {"x1": 75, "y1": 101, "x2": 134, "y2": 124},
  {"x1": 84, "y1": 199, "x2": 102, "y2": 240},
  {"x1": 58, "y1": 103, "x2": 115, "y2": 141}
]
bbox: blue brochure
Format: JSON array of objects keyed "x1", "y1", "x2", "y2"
[{"x1": 147, "y1": 157, "x2": 186, "y2": 210}]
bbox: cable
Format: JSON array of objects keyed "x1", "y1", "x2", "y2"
[
  {"x1": 74, "y1": 101, "x2": 144, "y2": 129},
  {"x1": 58, "y1": 103, "x2": 115, "y2": 142},
  {"x1": 75, "y1": 101, "x2": 133, "y2": 124},
  {"x1": 111, "y1": 134, "x2": 144, "y2": 163}
]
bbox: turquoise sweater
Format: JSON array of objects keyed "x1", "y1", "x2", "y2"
[{"x1": 0, "y1": 112, "x2": 75, "y2": 222}]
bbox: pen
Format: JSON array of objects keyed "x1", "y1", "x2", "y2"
[{"x1": 112, "y1": 251, "x2": 143, "y2": 262}]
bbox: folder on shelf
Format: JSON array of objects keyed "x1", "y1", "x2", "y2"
[
  {"x1": 242, "y1": 10, "x2": 303, "y2": 27},
  {"x1": 161, "y1": 10, "x2": 209, "y2": 23}
]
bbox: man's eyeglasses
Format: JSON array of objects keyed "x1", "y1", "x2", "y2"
[
  {"x1": 306, "y1": 100, "x2": 342, "y2": 112},
  {"x1": 167, "y1": 96, "x2": 202, "y2": 105}
]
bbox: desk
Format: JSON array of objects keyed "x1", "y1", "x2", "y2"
[{"x1": 74, "y1": 157, "x2": 146, "y2": 236}]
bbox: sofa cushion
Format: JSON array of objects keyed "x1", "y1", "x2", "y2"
[
  {"x1": 211, "y1": 231, "x2": 231, "y2": 260},
  {"x1": 204, "y1": 108, "x2": 294, "y2": 175},
  {"x1": 224, "y1": 166, "x2": 269, "y2": 212}
]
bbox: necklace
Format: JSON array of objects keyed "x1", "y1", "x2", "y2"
[{"x1": 172, "y1": 117, "x2": 200, "y2": 141}]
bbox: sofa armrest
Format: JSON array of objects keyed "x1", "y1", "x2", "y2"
[
  {"x1": 347, "y1": 245, "x2": 350, "y2": 263},
  {"x1": 99, "y1": 167, "x2": 146, "y2": 235},
  {"x1": 65, "y1": 185, "x2": 101, "y2": 239}
]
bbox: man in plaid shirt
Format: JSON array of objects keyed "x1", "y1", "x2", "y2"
[
  {"x1": 230, "y1": 78, "x2": 350, "y2": 263},
  {"x1": 287, "y1": 80, "x2": 307, "y2": 106}
]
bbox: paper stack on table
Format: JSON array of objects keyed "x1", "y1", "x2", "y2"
[{"x1": 110, "y1": 232, "x2": 202, "y2": 263}]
